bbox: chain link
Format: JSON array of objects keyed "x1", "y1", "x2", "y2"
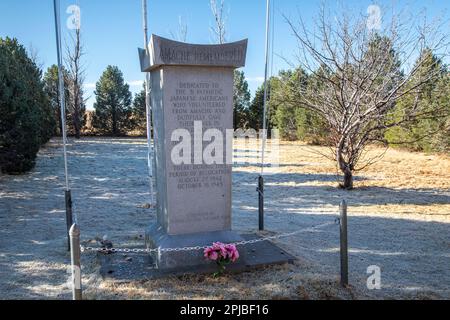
[
  {"x1": 81, "y1": 246, "x2": 156, "y2": 254},
  {"x1": 80, "y1": 220, "x2": 336, "y2": 254}
]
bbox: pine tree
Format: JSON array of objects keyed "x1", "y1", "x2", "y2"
[
  {"x1": 299, "y1": 66, "x2": 330, "y2": 144},
  {"x1": 43, "y1": 64, "x2": 70, "y2": 135},
  {"x1": 233, "y1": 70, "x2": 251, "y2": 128},
  {"x1": 248, "y1": 85, "x2": 265, "y2": 131},
  {"x1": 386, "y1": 49, "x2": 449, "y2": 152},
  {"x1": 92, "y1": 66, "x2": 132, "y2": 136},
  {"x1": 271, "y1": 70, "x2": 298, "y2": 140},
  {"x1": 248, "y1": 79, "x2": 277, "y2": 132},
  {"x1": 271, "y1": 69, "x2": 306, "y2": 141},
  {"x1": 131, "y1": 84, "x2": 146, "y2": 134},
  {"x1": 432, "y1": 74, "x2": 450, "y2": 152},
  {"x1": 0, "y1": 37, "x2": 55, "y2": 173}
]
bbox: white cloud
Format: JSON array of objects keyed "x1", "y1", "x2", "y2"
[
  {"x1": 246, "y1": 76, "x2": 265, "y2": 83},
  {"x1": 84, "y1": 83, "x2": 96, "y2": 89},
  {"x1": 127, "y1": 80, "x2": 144, "y2": 87}
]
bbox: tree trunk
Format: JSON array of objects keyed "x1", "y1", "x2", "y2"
[
  {"x1": 74, "y1": 111, "x2": 80, "y2": 138},
  {"x1": 337, "y1": 145, "x2": 354, "y2": 190},
  {"x1": 56, "y1": 108, "x2": 62, "y2": 136},
  {"x1": 112, "y1": 107, "x2": 117, "y2": 136},
  {"x1": 73, "y1": 88, "x2": 80, "y2": 139},
  {"x1": 342, "y1": 168, "x2": 353, "y2": 190}
]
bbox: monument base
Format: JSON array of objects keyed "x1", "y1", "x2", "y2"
[
  {"x1": 98, "y1": 234, "x2": 295, "y2": 281},
  {"x1": 145, "y1": 224, "x2": 247, "y2": 271}
]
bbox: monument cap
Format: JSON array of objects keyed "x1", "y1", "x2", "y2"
[{"x1": 139, "y1": 34, "x2": 248, "y2": 72}]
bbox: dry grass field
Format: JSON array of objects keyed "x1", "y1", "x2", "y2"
[{"x1": 0, "y1": 137, "x2": 449, "y2": 299}]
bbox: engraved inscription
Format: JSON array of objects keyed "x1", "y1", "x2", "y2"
[
  {"x1": 161, "y1": 67, "x2": 234, "y2": 235},
  {"x1": 159, "y1": 47, "x2": 245, "y2": 65},
  {"x1": 168, "y1": 80, "x2": 230, "y2": 191}
]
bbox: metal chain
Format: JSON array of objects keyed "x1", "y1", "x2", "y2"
[
  {"x1": 81, "y1": 247, "x2": 154, "y2": 254},
  {"x1": 80, "y1": 220, "x2": 337, "y2": 254},
  {"x1": 234, "y1": 220, "x2": 337, "y2": 246}
]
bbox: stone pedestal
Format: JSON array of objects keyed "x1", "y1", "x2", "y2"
[{"x1": 139, "y1": 35, "x2": 248, "y2": 271}]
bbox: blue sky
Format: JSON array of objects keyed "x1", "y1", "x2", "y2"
[{"x1": 0, "y1": 0, "x2": 448, "y2": 110}]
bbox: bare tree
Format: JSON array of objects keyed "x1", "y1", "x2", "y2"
[
  {"x1": 281, "y1": 4, "x2": 450, "y2": 189},
  {"x1": 28, "y1": 44, "x2": 44, "y2": 70},
  {"x1": 65, "y1": 27, "x2": 86, "y2": 139},
  {"x1": 170, "y1": 15, "x2": 188, "y2": 42},
  {"x1": 209, "y1": 0, "x2": 227, "y2": 44}
]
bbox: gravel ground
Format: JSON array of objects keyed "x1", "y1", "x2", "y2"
[{"x1": 0, "y1": 137, "x2": 449, "y2": 300}]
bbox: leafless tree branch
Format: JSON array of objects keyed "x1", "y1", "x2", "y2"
[
  {"x1": 281, "y1": 4, "x2": 450, "y2": 188},
  {"x1": 209, "y1": 0, "x2": 227, "y2": 44}
]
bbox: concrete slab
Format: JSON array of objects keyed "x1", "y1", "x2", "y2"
[
  {"x1": 145, "y1": 225, "x2": 248, "y2": 270},
  {"x1": 98, "y1": 234, "x2": 296, "y2": 282}
]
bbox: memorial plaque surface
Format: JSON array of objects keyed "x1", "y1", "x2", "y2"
[
  {"x1": 140, "y1": 35, "x2": 248, "y2": 270},
  {"x1": 163, "y1": 66, "x2": 233, "y2": 235}
]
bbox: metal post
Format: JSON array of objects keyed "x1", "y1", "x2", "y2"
[
  {"x1": 142, "y1": 0, "x2": 155, "y2": 206},
  {"x1": 339, "y1": 200, "x2": 349, "y2": 287},
  {"x1": 65, "y1": 190, "x2": 73, "y2": 250},
  {"x1": 69, "y1": 224, "x2": 82, "y2": 300},
  {"x1": 53, "y1": 0, "x2": 73, "y2": 251},
  {"x1": 258, "y1": 0, "x2": 271, "y2": 232},
  {"x1": 258, "y1": 175, "x2": 264, "y2": 231},
  {"x1": 261, "y1": 0, "x2": 271, "y2": 173}
]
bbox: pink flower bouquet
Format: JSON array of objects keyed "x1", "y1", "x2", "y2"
[{"x1": 204, "y1": 242, "x2": 239, "y2": 276}]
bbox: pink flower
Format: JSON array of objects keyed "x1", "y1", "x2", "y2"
[
  {"x1": 204, "y1": 247, "x2": 218, "y2": 260},
  {"x1": 204, "y1": 242, "x2": 240, "y2": 263},
  {"x1": 209, "y1": 251, "x2": 219, "y2": 261},
  {"x1": 213, "y1": 242, "x2": 227, "y2": 258},
  {"x1": 204, "y1": 247, "x2": 213, "y2": 258},
  {"x1": 225, "y1": 244, "x2": 239, "y2": 262}
]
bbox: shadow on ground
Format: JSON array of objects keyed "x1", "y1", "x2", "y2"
[{"x1": 0, "y1": 137, "x2": 449, "y2": 299}]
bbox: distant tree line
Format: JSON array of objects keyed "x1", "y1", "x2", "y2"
[
  {"x1": 238, "y1": 55, "x2": 448, "y2": 189},
  {"x1": 234, "y1": 57, "x2": 449, "y2": 154},
  {"x1": 237, "y1": 6, "x2": 450, "y2": 189},
  {"x1": 1, "y1": 24, "x2": 448, "y2": 177}
]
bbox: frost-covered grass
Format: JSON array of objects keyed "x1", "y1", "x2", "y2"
[{"x1": 0, "y1": 137, "x2": 449, "y2": 299}]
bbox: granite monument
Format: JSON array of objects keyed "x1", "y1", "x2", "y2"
[{"x1": 139, "y1": 35, "x2": 248, "y2": 270}]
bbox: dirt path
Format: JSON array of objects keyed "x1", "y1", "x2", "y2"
[{"x1": 0, "y1": 137, "x2": 449, "y2": 299}]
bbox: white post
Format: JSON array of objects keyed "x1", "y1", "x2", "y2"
[
  {"x1": 142, "y1": 0, "x2": 155, "y2": 206},
  {"x1": 340, "y1": 200, "x2": 349, "y2": 287},
  {"x1": 53, "y1": 0, "x2": 69, "y2": 191},
  {"x1": 257, "y1": 0, "x2": 271, "y2": 231},
  {"x1": 69, "y1": 224, "x2": 82, "y2": 300},
  {"x1": 260, "y1": 0, "x2": 271, "y2": 175},
  {"x1": 54, "y1": 0, "x2": 75, "y2": 250}
]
